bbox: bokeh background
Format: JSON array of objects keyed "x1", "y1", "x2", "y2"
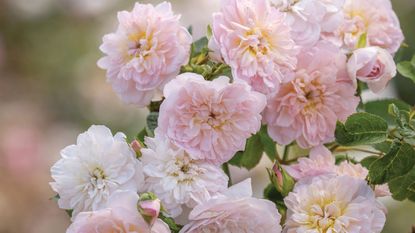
[{"x1": 0, "y1": 0, "x2": 414, "y2": 232}]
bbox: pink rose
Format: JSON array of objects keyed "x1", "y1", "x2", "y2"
[
  {"x1": 180, "y1": 179, "x2": 282, "y2": 233},
  {"x1": 264, "y1": 41, "x2": 359, "y2": 148},
  {"x1": 212, "y1": 0, "x2": 298, "y2": 95},
  {"x1": 284, "y1": 175, "x2": 386, "y2": 232},
  {"x1": 347, "y1": 46, "x2": 396, "y2": 93},
  {"x1": 283, "y1": 146, "x2": 337, "y2": 180},
  {"x1": 284, "y1": 145, "x2": 391, "y2": 197},
  {"x1": 158, "y1": 73, "x2": 266, "y2": 165},
  {"x1": 98, "y1": 2, "x2": 192, "y2": 106},
  {"x1": 67, "y1": 191, "x2": 170, "y2": 233}
]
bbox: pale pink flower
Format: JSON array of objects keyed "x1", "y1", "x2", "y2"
[
  {"x1": 272, "y1": 0, "x2": 345, "y2": 49},
  {"x1": 212, "y1": 0, "x2": 298, "y2": 94},
  {"x1": 158, "y1": 73, "x2": 266, "y2": 165},
  {"x1": 67, "y1": 191, "x2": 170, "y2": 233},
  {"x1": 283, "y1": 146, "x2": 337, "y2": 180},
  {"x1": 141, "y1": 133, "x2": 228, "y2": 217},
  {"x1": 284, "y1": 175, "x2": 386, "y2": 233},
  {"x1": 50, "y1": 125, "x2": 145, "y2": 218},
  {"x1": 284, "y1": 145, "x2": 391, "y2": 197},
  {"x1": 325, "y1": 0, "x2": 404, "y2": 54},
  {"x1": 97, "y1": 2, "x2": 192, "y2": 106},
  {"x1": 348, "y1": 46, "x2": 397, "y2": 93},
  {"x1": 264, "y1": 42, "x2": 359, "y2": 148},
  {"x1": 180, "y1": 179, "x2": 282, "y2": 233}
]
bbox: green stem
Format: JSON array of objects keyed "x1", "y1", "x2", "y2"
[
  {"x1": 222, "y1": 163, "x2": 232, "y2": 186},
  {"x1": 282, "y1": 145, "x2": 290, "y2": 162},
  {"x1": 356, "y1": 80, "x2": 365, "y2": 111}
]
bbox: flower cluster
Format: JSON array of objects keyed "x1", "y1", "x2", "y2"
[{"x1": 49, "y1": 0, "x2": 408, "y2": 232}]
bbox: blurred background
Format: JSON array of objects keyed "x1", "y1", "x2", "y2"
[{"x1": 0, "y1": 0, "x2": 414, "y2": 232}]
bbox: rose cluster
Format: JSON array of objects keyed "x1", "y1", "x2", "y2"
[{"x1": 50, "y1": 0, "x2": 405, "y2": 232}]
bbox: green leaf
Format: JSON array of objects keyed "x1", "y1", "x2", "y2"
[
  {"x1": 207, "y1": 25, "x2": 212, "y2": 39},
  {"x1": 389, "y1": 165, "x2": 415, "y2": 201},
  {"x1": 365, "y1": 99, "x2": 411, "y2": 125},
  {"x1": 263, "y1": 183, "x2": 287, "y2": 222},
  {"x1": 159, "y1": 213, "x2": 183, "y2": 233},
  {"x1": 258, "y1": 126, "x2": 277, "y2": 161},
  {"x1": 263, "y1": 183, "x2": 284, "y2": 205},
  {"x1": 136, "y1": 128, "x2": 148, "y2": 142},
  {"x1": 372, "y1": 141, "x2": 392, "y2": 153},
  {"x1": 335, "y1": 112, "x2": 388, "y2": 146},
  {"x1": 360, "y1": 155, "x2": 378, "y2": 169},
  {"x1": 146, "y1": 112, "x2": 159, "y2": 136},
  {"x1": 368, "y1": 142, "x2": 415, "y2": 184},
  {"x1": 191, "y1": 37, "x2": 208, "y2": 58},
  {"x1": 335, "y1": 154, "x2": 357, "y2": 164},
  {"x1": 397, "y1": 57, "x2": 415, "y2": 82},
  {"x1": 228, "y1": 133, "x2": 264, "y2": 170}
]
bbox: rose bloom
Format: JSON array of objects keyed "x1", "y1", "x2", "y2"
[
  {"x1": 98, "y1": 2, "x2": 192, "y2": 106},
  {"x1": 325, "y1": 0, "x2": 404, "y2": 54},
  {"x1": 284, "y1": 145, "x2": 391, "y2": 197},
  {"x1": 347, "y1": 46, "x2": 397, "y2": 93},
  {"x1": 212, "y1": 0, "x2": 298, "y2": 94},
  {"x1": 264, "y1": 42, "x2": 359, "y2": 148},
  {"x1": 272, "y1": 0, "x2": 345, "y2": 49},
  {"x1": 158, "y1": 73, "x2": 266, "y2": 165},
  {"x1": 67, "y1": 191, "x2": 170, "y2": 233},
  {"x1": 284, "y1": 175, "x2": 386, "y2": 233},
  {"x1": 141, "y1": 133, "x2": 228, "y2": 217},
  {"x1": 180, "y1": 179, "x2": 282, "y2": 233},
  {"x1": 50, "y1": 125, "x2": 145, "y2": 218}
]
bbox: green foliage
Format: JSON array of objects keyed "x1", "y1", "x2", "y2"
[
  {"x1": 258, "y1": 126, "x2": 277, "y2": 161},
  {"x1": 181, "y1": 36, "x2": 231, "y2": 80},
  {"x1": 397, "y1": 54, "x2": 415, "y2": 82},
  {"x1": 365, "y1": 99, "x2": 411, "y2": 125},
  {"x1": 136, "y1": 128, "x2": 148, "y2": 142},
  {"x1": 159, "y1": 213, "x2": 183, "y2": 233},
  {"x1": 368, "y1": 142, "x2": 415, "y2": 184},
  {"x1": 146, "y1": 112, "x2": 158, "y2": 136},
  {"x1": 229, "y1": 126, "x2": 278, "y2": 170},
  {"x1": 228, "y1": 133, "x2": 264, "y2": 170},
  {"x1": 388, "y1": 166, "x2": 415, "y2": 201},
  {"x1": 267, "y1": 165, "x2": 295, "y2": 197},
  {"x1": 263, "y1": 183, "x2": 286, "y2": 214},
  {"x1": 388, "y1": 104, "x2": 415, "y2": 141},
  {"x1": 335, "y1": 112, "x2": 388, "y2": 146}
]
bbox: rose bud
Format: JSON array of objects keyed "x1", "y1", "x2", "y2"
[
  {"x1": 138, "y1": 192, "x2": 161, "y2": 226},
  {"x1": 130, "y1": 139, "x2": 143, "y2": 157},
  {"x1": 347, "y1": 46, "x2": 396, "y2": 93},
  {"x1": 268, "y1": 163, "x2": 295, "y2": 196}
]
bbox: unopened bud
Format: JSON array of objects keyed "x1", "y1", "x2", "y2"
[
  {"x1": 130, "y1": 140, "x2": 143, "y2": 157},
  {"x1": 268, "y1": 163, "x2": 295, "y2": 197},
  {"x1": 138, "y1": 192, "x2": 161, "y2": 226}
]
